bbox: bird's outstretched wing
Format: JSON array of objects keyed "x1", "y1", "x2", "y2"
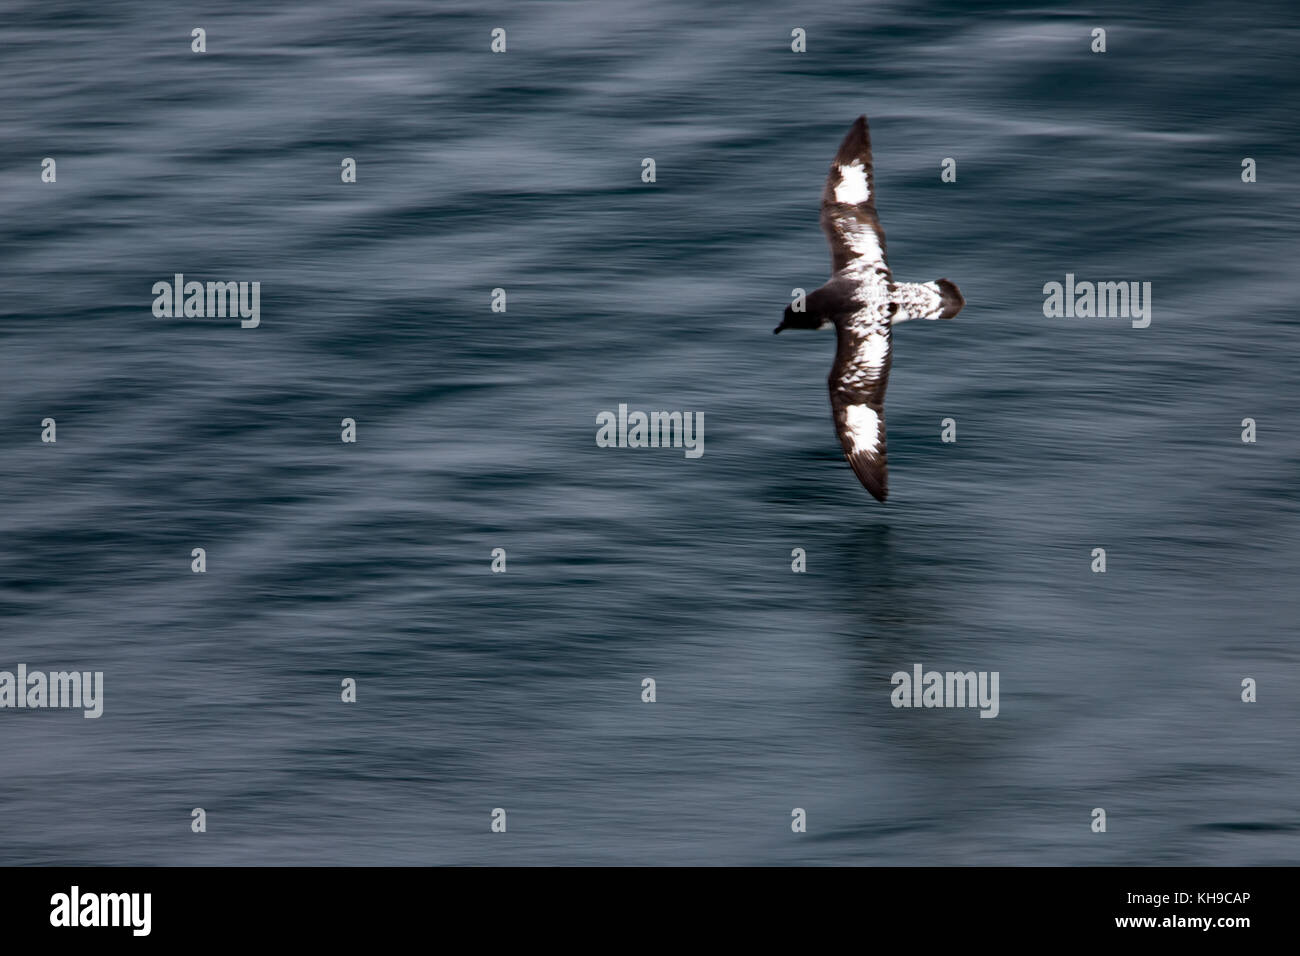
[
  {"x1": 829, "y1": 320, "x2": 891, "y2": 502},
  {"x1": 820, "y1": 115, "x2": 890, "y2": 278}
]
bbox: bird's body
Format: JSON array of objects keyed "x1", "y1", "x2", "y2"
[{"x1": 774, "y1": 115, "x2": 964, "y2": 502}]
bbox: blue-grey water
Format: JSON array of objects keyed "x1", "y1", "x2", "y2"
[{"x1": 2, "y1": 0, "x2": 1298, "y2": 865}]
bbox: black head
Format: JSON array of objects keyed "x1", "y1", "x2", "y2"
[
  {"x1": 774, "y1": 302, "x2": 829, "y2": 334},
  {"x1": 774, "y1": 304, "x2": 792, "y2": 334}
]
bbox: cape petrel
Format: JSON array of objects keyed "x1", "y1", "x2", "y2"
[{"x1": 774, "y1": 115, "x2": 964, "y2": 502}]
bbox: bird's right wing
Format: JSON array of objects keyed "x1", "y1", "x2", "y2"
[{"x1": 820, "y1": 115, "x2": 890, "y2": 278}]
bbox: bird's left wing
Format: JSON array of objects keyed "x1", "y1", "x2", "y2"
[{"x1": 829, "y1": 319, "x2": 891, "y2": 502}]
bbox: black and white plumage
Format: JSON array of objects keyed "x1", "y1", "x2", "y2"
[{"x1": 774, "y1": 115, "x2": 964, "y2": 502}]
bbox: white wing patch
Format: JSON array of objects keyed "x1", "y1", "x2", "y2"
[
  {"x1": 843, "y1": 224, "x2": 883, "y2": 268},
  {"x1": 843, "y1": 403, "x2": 881, "y2": 455},
  {"x1": 834, "y1": 160, "x2": 870, "y2": 204},
  {"x1": 858, "y1": 329, "x2": 889, "y2": 376},
  {"x1": 837, "y1": 328, "x2": 890, "y2": 389}
]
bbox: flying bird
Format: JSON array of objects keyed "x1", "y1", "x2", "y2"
[{"x1": 775, "y1": 115, "x2": 964, "y2": 502}]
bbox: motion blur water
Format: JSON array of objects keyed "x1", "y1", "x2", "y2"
[{"x1": 1, "y1": 0, "x2": 1298, "y2": 864}]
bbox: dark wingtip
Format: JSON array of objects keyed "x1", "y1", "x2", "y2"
[
  {"x1": 835, "y1": 115, "x2": 872, "y2": 164},
  {"x1": 845, "y1": 451, "x2": 888, "y2": 503}
]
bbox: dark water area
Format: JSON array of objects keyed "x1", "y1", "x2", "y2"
[{"x1": 1, "y1": 0, "x2": 1297, "y2": 864}]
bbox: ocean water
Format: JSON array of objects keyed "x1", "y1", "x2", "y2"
[{"x1": 1, "y1": 0, "x2": 1298, "y2": 865}]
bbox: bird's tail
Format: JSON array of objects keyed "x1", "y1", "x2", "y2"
[
  {"x1": 933, "y1": 279, "x2": 965, "y2": 319},
  {"x1": 890, "y1": 278, "x2": 965, "y2": 321}
]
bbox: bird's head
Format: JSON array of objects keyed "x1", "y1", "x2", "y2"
[
  {"x1": 774, "y1": 304, "x2": 793, "y2": 334},
  {"x1": 774, "y1": 303, "x2": 828, "y2": 334}
]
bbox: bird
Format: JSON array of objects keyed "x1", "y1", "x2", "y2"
[{"x1": 774, "y1": 114, "x2": 964, "y2": 502}]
